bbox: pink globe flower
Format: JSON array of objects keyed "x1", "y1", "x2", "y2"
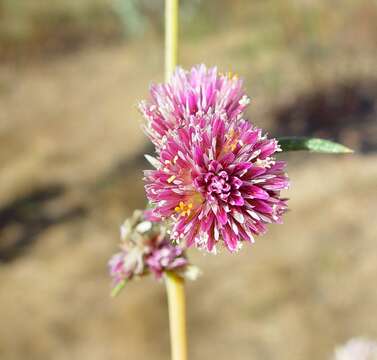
[
  {"x1": 108, "y1": 210, "x2": 190, "y2": 295},
  {"x1": 146, "y1": 243, "x2": 188, "y2": 279},
  {"x1": 144, "y1": 115, "x2": 289, "y2": 253},
  {"x1": 139, "y1": 64, "x2": 250, "y2": 150}
]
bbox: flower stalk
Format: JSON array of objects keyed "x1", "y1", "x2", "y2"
[
  {"x1": 165, "y1": 0, "x2": 179, "y2": 81},
  {"x1": 165, "y1": 271, "x2": 188, "y2": 360},
  {"x1": 164, "y1": 1, "x2": 187, "y2": 360}
]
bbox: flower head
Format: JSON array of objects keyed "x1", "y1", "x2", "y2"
[
  {"x1": 140, "y1": 64, "x2": 250, "y2": 150},
  {"x1": 144, "y1": 115, "x2": 289, "y2": 253},
  {"x1": 108, "y1": 210, "x2": 191, "y2": 295},
  {"x1": 334, "y1": 338, "x2": 377, "y2": 360}
]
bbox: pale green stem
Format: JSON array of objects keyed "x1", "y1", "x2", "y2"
[
  {"x1": 165, "y1": 0, "x2": 179, "y2": 81},
  {"x1": 164, "y1": 1, "x2": 187, "y2": 359},
  {"x1": 165, "y1": 272, "x2": 188, "y2": 360}
]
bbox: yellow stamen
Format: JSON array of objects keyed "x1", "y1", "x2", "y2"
[
  {"x1": 167, "y1": 175, "x2": 176, "y2": 183},
  {"x1": 219, "y1": 71, "x2": 238, "y2": 80},
  {"x1": 227, "y1": 71, "x2": 238, "y2": 80},
  {"x1": 224, "y1": 128, "x2": 239, "y2": 152},
  {"x1": 175, "y1": 201, "x2": 193, "y2": 217}
]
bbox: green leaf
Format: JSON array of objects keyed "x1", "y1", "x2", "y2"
[
  {"x1": 111, "y1": 280, "x2": 126, "y2": 297},
  {"x1": 277, "y1": 137, "x2": 354, "y2": 154}
]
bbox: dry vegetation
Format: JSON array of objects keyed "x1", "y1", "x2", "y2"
[{"x1": 0, "y1": 0, "x2": 377, "y2": 359}]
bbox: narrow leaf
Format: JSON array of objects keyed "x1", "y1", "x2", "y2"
[
  {"x1": 111, "y1": 280, "x2": 126, "y2": 297},
  {"x1": 278, "y1": 137, "x2": 353, "y2": 154}
]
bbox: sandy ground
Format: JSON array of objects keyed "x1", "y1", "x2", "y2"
[{"x1": 1, "y1": 26, "x2": 377, "y2": 360}]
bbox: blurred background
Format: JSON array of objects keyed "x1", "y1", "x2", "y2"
[{"x1": 1, "y1": 0, "x2": 377, "y2": 359}]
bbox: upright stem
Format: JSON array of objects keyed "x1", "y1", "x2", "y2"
[
  {"x1": 165, "y1": 272, "x2": 188, "y2": 360},
  {"x1": 165, "y1": 0, "x2": 179, "y2": 81},
  {"x1": 164, "y1": 1, "x2": 186, "y2": 359}
]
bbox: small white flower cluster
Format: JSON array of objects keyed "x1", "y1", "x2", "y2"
[{"x1": 334, "y1": 338, "x2": 377, "y2": 360}]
